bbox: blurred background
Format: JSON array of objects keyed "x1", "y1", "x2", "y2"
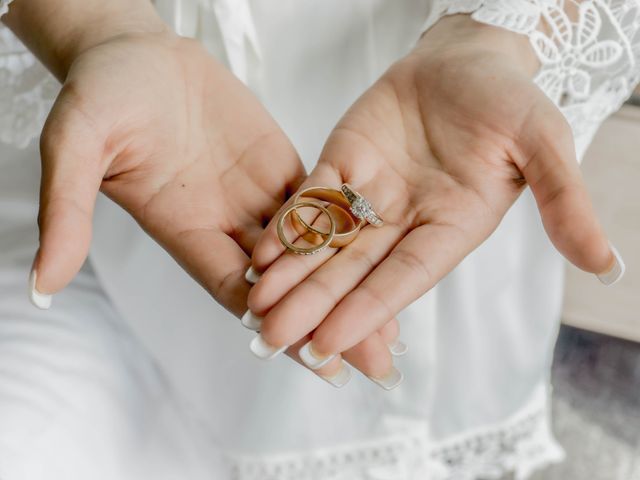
[{"x1": 529, "y1": 100, "x2": 640, "y2": 479}]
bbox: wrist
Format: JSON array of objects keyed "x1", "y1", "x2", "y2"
[
  {"x1": 4, "y1": 0, "x2": 169, "y2": 81},
  {"x1": 414, "y1": 14, "x2": 539, "y2": 77}
]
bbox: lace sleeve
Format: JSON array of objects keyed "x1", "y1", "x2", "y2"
[
  {"x1": 0, "y1": 14, "x2": 58, "y2": 149},
  {"x1": 0, "y1": 0, "x2": 14, "y2": 17},
  {"x1": 424, "y1": 0, "x2": 640, "y2": 155}
]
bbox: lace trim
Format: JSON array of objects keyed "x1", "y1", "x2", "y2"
[
  {"x1": 0, "y1": 27, "x2": 58, "y2": 148},
  {"x1": 0, "y1": 0, "x2": 14, "y2": 17},
  {"x1": 223, "y1": 385, "x2": 565, "y2": 480},
  {"x1": 425, "y1": 0, "x2": 640, "y2": 152}
]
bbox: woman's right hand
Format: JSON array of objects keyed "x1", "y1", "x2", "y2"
[
  {"x1": 20, "y1": 24, "x2": 305, "y2": 316},
  {"x1": 6, "y1": 2, "x2": 401, "y2": 388}
]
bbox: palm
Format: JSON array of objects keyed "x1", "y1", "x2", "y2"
[
  {"x1": 247, "y1": 35, "x2": 602, "y2": 374},
  {"x1": 41, "y1": 33, "x2": 303, "y2": 315},
  {"x1": 321, "y1": 49, "x2": 549, "y2": 276}
]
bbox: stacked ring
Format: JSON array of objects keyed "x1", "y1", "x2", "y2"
[
  {"x1": 291, "y1": 187, "x2": 365, "y2": 248},
  {"x1": 277, "y1": 184, "x2": 383, "y2": 255},
  {"x1": 277, "y1": 201, "x2": 336, "y2": 255}
]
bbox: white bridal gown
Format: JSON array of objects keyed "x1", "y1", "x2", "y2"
[{"x1": 0, "y1": 1, "x2": 637, "y2": 479}]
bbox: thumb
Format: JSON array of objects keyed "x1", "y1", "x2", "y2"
[
  {"x1": 29, "y1": 93, "x2": 106, "y2": 309},
  {"x1": 519, "y1": 103, "x2": 624, "y2": 286}
]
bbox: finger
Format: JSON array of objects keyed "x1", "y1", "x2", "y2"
[
  {"x1": 250, "y1": 326, "x2": 354, "y2": 388},
  {"x1": 378, "y1": 319, "x2": 408, "y2": 356},
  {"x1": 341, "y1": 334, "x2": 403, "y2": 390},
  {"x1": 225, "y1": 138, "x2": 306, "y2": 257},
  {"x1": 231, "y1": 222, "x2": 265, "y2": 257},
  {"x1": 518, "y1": 103, "x2": 624, "y2": 285},
  {"x1": 30, "y1": 90, "x2": 108, "y2": 309},
  {"x1": 247, "y1": 202, "x2": 342, "y2": 311},
  {"x1": 254, "y1": 223, "x2": 402, "y2": 348},
  {"x1": 162, "y1": 228, "x2": 253, "y2": 318},
  {"x1": 246, "y1": 208, "x2": 344, "y2": 315},
  {"x1": 310, "y1": 222, "x2": 472, "y2": 355},
  {"x1": 297, "y1": 332, "x2": 400, "y2": 390},
  {"x1": 313, "y1": 354, "x2": 352, "y2": 388},
  {"x1": 245, "y1": 208, "x2": 342, "y2": 334},
  {"x1": 248, "y1": 174, "x2": 405, "y2": 314}
]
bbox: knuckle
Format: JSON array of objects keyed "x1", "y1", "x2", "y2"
[
  {"x1": 304, "y1": 275, "x2": 339, "y2": 305},
  {"x1": 313, "y1": 330, "x2": 341, "y2": 357},
  {"x1": 314, "y1": 356, "x2": 343, "y2": 377},
  {"x1": 354, "y1": 343, "x2": 391, "y2": 378},
  {"x1": 391, "y1": 249, "x2": 431, "y2": 284},
  {"x1": 210, "y1": 267, "x2": 245, "y2": 306},
  {"x1": 358, "y1": 283, "x2": 394, "y2": 319},
  {"x1": 260, "y1": 316, "x2": 296, "y2": 347},
  {"x1": 246, "y1": 275, "x2": 272, "y2": 314},
  {"x1": 343, "y1": 245, "x2": 376, "y2": 272},
  {"x1": 380, "y1": 318, "x2": 400, "y2": 342}
]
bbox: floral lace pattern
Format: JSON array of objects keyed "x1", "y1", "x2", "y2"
[
  {"x1": 425, "y1": 0, "x2": 640, "y2": 155},
  {"x1": 223, "y1": 386, "x2": 564, "y2": 480},
  {"x1": 0, "y1": 27, "x2": 58, "y2": 148},
  {"x1": 0, "y1": 0, "x2": 13, "y2": 17}
]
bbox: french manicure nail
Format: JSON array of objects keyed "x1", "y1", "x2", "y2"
[
  {"x1": 245, "y1": 266, "x2": 261, "y2": 285},
  {"x1": 319, "y1": 361, "x2": 352, "y2": 388},
  {"x1": 241, "y1": 310, "x2": 263, "y2": 331},
  {"x1": 299, "y1": 341, "x2": 336, "y2": 370},
  {"x1": 249, "y1": 333, "x2": 287, "y2": 360},
  {"x1": 28, "y1": 269, "x2": 52, "y2": 310},
  {"x1": 597, "y1": 243, "x2": 625, "y2": 286},
  {"x1": 368, "y1": 366, "x2": 404, "y2": 391},
  {"x1": 388, "y1": 340, "x2": 409, "y2": 356}
]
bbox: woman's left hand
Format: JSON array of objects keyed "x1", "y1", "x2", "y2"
[{"x1": 245, "y1": 15, "x2": 620, "y2": 386}]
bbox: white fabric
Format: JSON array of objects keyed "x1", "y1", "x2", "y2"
[
  {"x1": 425, "y1": 0, "x2": 640, "y2": 155},
  {"x1": 0, "y1": 1, "x2": 637, "y2": 479},
  {"x1": 0, "y1": 0, "x2": 12, "y2": 17}
]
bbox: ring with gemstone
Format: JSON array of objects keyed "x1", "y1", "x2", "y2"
[
  {"x1": 291, "y1": 187, "x2": 365, "y2": 248},
  {"x1": 340, "y1": 184, "x2": 384, "y2": 227},
  {"x1": 277, "y1": 201, "x2": 337, "y2": 255}
]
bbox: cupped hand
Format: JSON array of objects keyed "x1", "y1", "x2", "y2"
[
  {"x1": 246, "y1": 15, "x2": 620, "y2": 388},
  {"x1": 31, "y1": 26, "x2": 400, "y2": 387},
  {"x1": 32, "y1": 30, "x2": 306, "y2": 316}
]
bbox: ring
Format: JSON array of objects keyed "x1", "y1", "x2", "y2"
[
  {"x1": 291, "y1": 187, "x2": 365, "y2": 248},
  {"x1": 277, "y1": 201, "x2": 337, "y2": 255},
  {"x1": 340, "y1": 184, "x2": 384, "y2": 227}
]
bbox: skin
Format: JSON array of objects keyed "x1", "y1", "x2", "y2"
[
  {"x1": 248, "y1": 15, "x2": 617, "y2": 383},
  {"x1": 4, "y1": 0, "x2": 397, "y2": 381}
]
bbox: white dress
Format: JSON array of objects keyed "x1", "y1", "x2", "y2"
[{"x1": 0, "y1": 1, "x2": 637, "y2": 479}]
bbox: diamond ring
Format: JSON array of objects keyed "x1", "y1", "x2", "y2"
[{"x1": 340, "y1": 184, "x2": 384, "y2": 227}]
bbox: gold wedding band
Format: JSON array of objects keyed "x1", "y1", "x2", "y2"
[
  {"x1": 277, "y1": 201, "x2": 337, "y2": 255},
  {"x1": 291, "y1": 187, "x2": 365, "y2": 248}
]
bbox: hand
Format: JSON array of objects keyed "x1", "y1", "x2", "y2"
[
  {"x1": 245, "y1": 15, "x2": 621, "y2": 387},
  {"x1": 29, "y1": 28, "x2": 304, "y2": 316},
  {"x1": 8, "y1": 0, "x2": 401, "y2": 388}
]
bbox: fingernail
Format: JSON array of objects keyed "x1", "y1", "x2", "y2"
[
  {"x1": 368, "y1": 366, "x2": 404, "y2": 391},
  {"x1": 249, "y1": 333, "x2": 287, "y2": 360},
  {"x1": 299, "y1": 341, "x2": 336, "y2": 370},
  {"x1": 597, "y1": 242, "x2": 625, "y2": 286},
  {"x1": 319, "y1": 361, "x2": 352, "y2": 388},
  {"x1": 245, "y1": 266, "x2": 261, "y2": 285},
  {"x1": 241, "y1": 310, "x2": 263, "y2": 331},
  {"x1": 28, "y1": 269, "x2": 52, "y2": 310},
  {"x1": 388, "y1": 340, "x2": 408, "y2": 356}
]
